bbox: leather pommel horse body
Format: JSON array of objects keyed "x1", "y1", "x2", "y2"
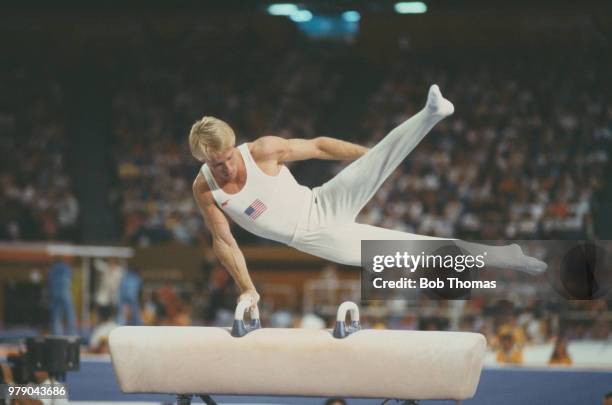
[{"x1": 109, "y1": 301, "x2": 486, "y2": 404}]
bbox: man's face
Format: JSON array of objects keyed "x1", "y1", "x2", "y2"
[{"x1": 207, "y1": 147, "x2": 238, "y2": 183}]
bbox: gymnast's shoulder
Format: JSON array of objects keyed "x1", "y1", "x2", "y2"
[
  {"x1": 192, "y1": 172, "x2": 214, "y2": 205},
  {"x1": 248, "y1": 135, "x2": 287, "y2": 159}
]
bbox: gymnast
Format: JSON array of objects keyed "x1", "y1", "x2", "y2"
[{"x1": 190, "y1": 85, "x2": 547, "y2": 306}]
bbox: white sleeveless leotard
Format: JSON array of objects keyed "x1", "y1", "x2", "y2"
[{"x1": 200, "y1": 143, "x2": 312, "y2": 245}]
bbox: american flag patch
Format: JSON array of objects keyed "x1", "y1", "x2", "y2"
[{"x1": 244, "y1": 199, "x2": 267, "y2": 220}]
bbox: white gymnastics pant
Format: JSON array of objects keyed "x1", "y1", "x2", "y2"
[{"x1": 290, "y1": 106, "x2": 446, "y2": 266}]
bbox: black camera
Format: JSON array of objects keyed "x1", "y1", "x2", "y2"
[{"x1": 4, "y1": 336, "x2": 80, "y2": 384}]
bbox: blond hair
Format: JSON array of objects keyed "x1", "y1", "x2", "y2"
[{"x1": 188, "y1": 116, "x2": 236, "y2": 162}]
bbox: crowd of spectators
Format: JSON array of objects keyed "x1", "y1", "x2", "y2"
[
  {"x1": 0, "y1": 69, "x2": 79, "y2": 242},
  {"x1": 354, "y1": 51, "x2": 610, "y2": 240}
]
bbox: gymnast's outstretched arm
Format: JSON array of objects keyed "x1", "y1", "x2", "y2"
[
  {"x1": 251, "y1": 135, "x2": 369, "y2": 163},
  {"x1": 192, "y1": 174, "x2": 259, "y2": 306}
]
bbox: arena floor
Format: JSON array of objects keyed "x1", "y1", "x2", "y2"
[{"x1": 64, "y1": 359, "x2": 612, "y2": 405}]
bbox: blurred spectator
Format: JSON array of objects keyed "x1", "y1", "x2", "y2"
[
  {"x1": 501, "y1": 315, "x2": 527, "y2": 347},
  {"x1": 141, "y1": 291, "x2": 160, "y2": 325},
  {"x1": 93, "y1": 258, "x2": 125, "y2": 319},
  {"x1": 300, "y1": 313, "x2": 326, "y2": 329},
  {"x1": 549, "y1": 336, "x2": 572, "y2": 366},
  {"x1": 143, "y1": 281, "x2": 195, "y2": 325},
  {"x1": 270, "y1": 310, "x2": 294, "y2": 328},
  {"x1": 205, "y1": 266, "x2": 238, "y2": 323},
  {"x1": 48, "y1": 256, "x2": 77, "y2": 336},
  {"x1": 496, "y1": 331, "x2": 524, "y2": 365},
  {"x1": 171, "y1": 301, "x2": 193, "y2": 326},
  {"x1": 89, "y1": 306, "x2": 119, "y2": 354},
  {"x1": 117, "y1": 267, "x2": 143, "y2": 326}
]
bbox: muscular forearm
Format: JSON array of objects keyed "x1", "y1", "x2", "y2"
[
  {"x1": 314, "y1": 136, "x2": 368, "y2": 161},
  {"x1": 213, "y1": 238, "x2": 256, "y2": 292}
]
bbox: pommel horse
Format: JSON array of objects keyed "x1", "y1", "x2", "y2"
[{"x1": 109, "y1": 301, "x2": 486, "y2": 404}]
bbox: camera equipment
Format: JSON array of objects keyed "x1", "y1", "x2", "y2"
[{"x1": 5, "y1": 336, "x2": 80, "y2": 383}]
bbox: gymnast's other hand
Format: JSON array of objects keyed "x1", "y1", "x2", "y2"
[{"x1": 238, "y1": 289, "x2": 260, "y2": 309}]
